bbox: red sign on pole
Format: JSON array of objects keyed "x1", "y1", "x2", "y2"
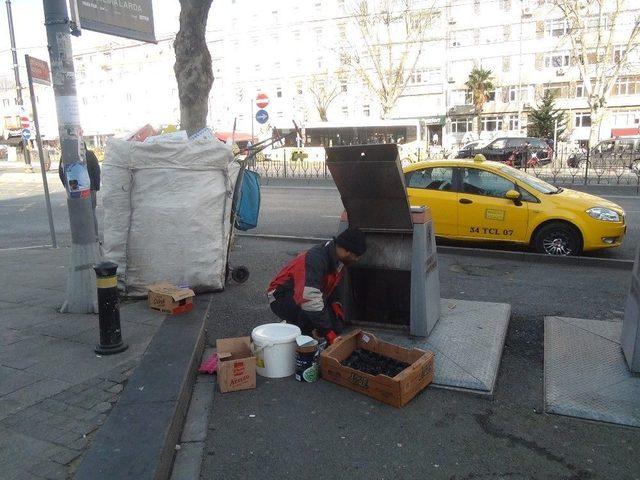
[
  {"x1": 26, "y1": 56, "x2": 51, "y2": 86},
  {"x1": 256, "y1": 93, "x2": 269, "y2": 109},
  {"x1": 20, "y1": 116, "x2": 30, "y2": 129}
]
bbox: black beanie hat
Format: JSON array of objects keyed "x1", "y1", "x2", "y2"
[{"x1": 335, "y1": 227, "x2": 367, "y2": 256}]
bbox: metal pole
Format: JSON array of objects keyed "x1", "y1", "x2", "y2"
[
  {"x1": 553, "y1": 118, "x2": 558, "y2": 166},
  {"x1": 6, "y1": 0, "x2": 22, "y2": 106},
  {"x1": 584, "y1": 140, "x2": 590, "y2": 185},
  {"x1": 6, "y1": 0, "x2": 32, "y2": 171},
  {"x1": 251, "y1": 99, "x2": 254, "y2": 144},
  {"x1": 25, "y1": 55, "x2": 57, "y2": 248},
  {"x1": 517, "y1": 0, "x2": 524, "y2": 134},
  {"x1": 43, "y1": 0, "x2": 99, "y2": 313}
]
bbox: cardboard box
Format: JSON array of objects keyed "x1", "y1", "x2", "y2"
[
  {"x1": 320, "y1": 330, "x2": 434, "y2": 408},
  {"x1": 216, "y1": 337, "x2": 257, "y2": 393},
  {"x1": 147, "y1": 283, "x2": 195, "y2": 314}
]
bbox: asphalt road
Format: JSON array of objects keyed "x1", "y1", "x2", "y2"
[
  {"x1": 201, "y1": 237, "x2": 638, "y2": 480},
  {"x1": 1, "y1": 173, "x2": 639, "y2": 260}
]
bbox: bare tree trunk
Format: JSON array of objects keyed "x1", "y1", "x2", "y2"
[
  {"x1": 174, "y1": 0, "x2": 214, "y2": 135},
  {"x1": 588, "y1": 106, "x2": 606, "y2": 147}
]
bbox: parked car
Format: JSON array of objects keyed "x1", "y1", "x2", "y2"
[
  {"x1": 454, "y1": 140, "x2": 486, "y2": 159},
  {"x1": 567, "y1": 137, "x2": 640, "y2": 170},
  {"x1": 404, "y1": 157, "x2": 626, "y2": 255},
  {"x1": 456, "y1": 136, "x2": 552, "y2": 167}
]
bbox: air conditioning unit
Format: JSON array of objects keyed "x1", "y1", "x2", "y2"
[
  {"x1": 448, "y1": 18, "x2": 456, "y2": 25},
  {"x1": 556, "y1": 68, "x2": 566, "y2": 76},
  {"x1": 523, "y1": 102, "x2": 532, "y2": 109},
  {"x1": 522, "y1": 6, "x2": 532, "y2": 17},
  {"x1": 447, "y1": 76, "x2": 455, "y2": 84}
]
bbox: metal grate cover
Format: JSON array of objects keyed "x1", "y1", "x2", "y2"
[
  {"x1": 376, "y1": 298, "x2": 511, "y2": 395},
  {"x1": 544, "y1": 316, "x2": 640, "y2": 427}
]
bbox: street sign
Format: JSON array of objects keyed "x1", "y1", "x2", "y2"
[
  {"x1": 255, "y1": 109, "x2": 269, "y2": 124},
  {"x1": 75, "y1": 0, "x2": 156, "y2": 43},
  {"x1": 256, "y1": 93, "x2": 269, "y2": 109},
  {"x1": 20, "y1": 116, "x2": 30, "y2": 129},
  {"x1": 21, "y1": 128, "x2": 31, "y2": 141},
  {"x1": 26, "y1": 56, "x2": 51, "y2": 86}
]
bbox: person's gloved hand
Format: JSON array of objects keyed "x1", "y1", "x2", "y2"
[{"x1": 331, "y1": 302, "x2": 344, "y2": 320}]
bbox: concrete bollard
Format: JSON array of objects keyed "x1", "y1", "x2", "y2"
[{"x1": 93, "y1": 261, "x2": 128, "y2": 355}]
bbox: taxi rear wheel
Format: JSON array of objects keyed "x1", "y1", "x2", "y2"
[{"x1": 533, "y1": 222, "x2": 582, "y2": 256}]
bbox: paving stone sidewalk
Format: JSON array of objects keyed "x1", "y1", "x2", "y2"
[{"x1": 0, "y1": 246, "x2": 162, "y2": 480}]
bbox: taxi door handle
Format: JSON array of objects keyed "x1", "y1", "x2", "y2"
[{"x1": 459, "y1": 198, "x2": 473, "y2": 204}]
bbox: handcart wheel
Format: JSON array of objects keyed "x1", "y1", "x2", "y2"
[{"x1": 231, "y1": 266, "x2": 250, "y2": 284}]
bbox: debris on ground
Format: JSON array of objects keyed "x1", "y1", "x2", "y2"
[{"x1": 341, "y1": 349, "x2": 409, "y2": 377}]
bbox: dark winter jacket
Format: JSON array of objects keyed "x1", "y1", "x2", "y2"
[
  {"x1": 267, "y1": 241, "x2": 344, "y2": 330},
  {"x1": 58, "y1": 148, "x2": 101, "y2": 191}
]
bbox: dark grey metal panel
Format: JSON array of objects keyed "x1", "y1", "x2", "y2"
[
  {"x1": 78, "y1": 0, "x2": 156, "y2": 43},
  {"x1": 326, "y1": 144, "x2": 413, "y2": 231}
]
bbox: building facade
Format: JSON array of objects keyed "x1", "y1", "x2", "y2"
[{"x1": 3, "y1": 0, "x2": 638, "y2": 149}]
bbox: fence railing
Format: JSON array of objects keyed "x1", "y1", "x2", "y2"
[{"x1": 248, "y1": 145, "x2": 640, "y2": 188}]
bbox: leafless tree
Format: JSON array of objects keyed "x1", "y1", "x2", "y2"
[
  {"x1": 553, "y1": 0, "x2": 640, "y2": 146},
  {"x1": 308, "y1": 71, "x2": 343, "y2": 121},
  {"x1": 174, "y1": 0, "x2": 214, "y2": 134},
  {"x1": 341, "y1": 0, "x2": 436, "y2": 118}
]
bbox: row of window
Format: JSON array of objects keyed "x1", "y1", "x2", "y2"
[{"x1": 449, "y1": 112, "x2": 600, "y2": 132}]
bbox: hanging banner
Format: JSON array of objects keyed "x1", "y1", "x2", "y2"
[{"x1": 76, "y1": 0, "x2": 156, "y2": 43}]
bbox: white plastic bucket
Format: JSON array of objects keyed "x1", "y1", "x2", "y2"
[{"x1": 252, "y1": 323, "x2": 302, "y2": 378}]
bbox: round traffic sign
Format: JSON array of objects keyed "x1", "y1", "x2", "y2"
[
  {"x1": 256, "y1": 93, "x2": 269, "y2": 109},
  {"x1": 20, "y1": 116, "x2": 30, "y2": 129},
  {"x1": 21, "y1": 128, "x2": 31, "y2": 141},
  {"x1": 255, "y1": 109, "x2": 269, "y2": 124}
]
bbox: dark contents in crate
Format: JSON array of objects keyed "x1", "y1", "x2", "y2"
[{"x1": 341, "y1": 349, "x2": 410, "y2": 377}]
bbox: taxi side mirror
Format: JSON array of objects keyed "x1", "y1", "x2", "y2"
[{"x1": 505, "y1": 189, "x2": 521, "y2": 201}]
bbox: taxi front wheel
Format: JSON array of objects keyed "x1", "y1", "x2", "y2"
[{"x1": 533, "y1": 222, "x2": 582, "y2": 256}]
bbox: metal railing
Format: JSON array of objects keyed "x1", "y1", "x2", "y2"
[{"x1": 248, "y1": 144, "x2": 640, "y2": 188}]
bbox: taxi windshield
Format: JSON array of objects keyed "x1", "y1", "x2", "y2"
[{"x1": 497, "y1": 165, "x2": 559, "y2": 194}]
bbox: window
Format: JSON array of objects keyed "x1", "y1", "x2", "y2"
[
  {"x1": 462, "y1": 168, "x2": 515, "y2": 198},
  {"x1": 314, "y1": 1, "x2": 322, "y2": 11},
  {"x1": 544, "y1": 52, "x2": 570, "y2": 68},
  {"x1": 317, "y1": 56, "x2": 323, "y2": 69},
  {"x1": 296, "y1": 82, "x2": 303, "y2": 95},
  {"x1": 293, "y1": 30, "x2": 300, "y2": 41},
  {"x1": 451, "y1": 117, "x2": 473, "y2": 133},
  {"x1": 276, "y1": 87, "x2": 282, "y2": 98},
  {"x1": 450, "y1": 30, "x2": 473, "y2": 47},
  {"x1": 614, "y1": 46, "x2": 627, "y2": 64},
  {"x1": 272, "y1": 10, "x2": 279, "y2": 24},
  {"x1": 543, "y1": 84, "x2": 563, "y2": 98},
  {"x1": 545, "y1": 19, "x2": 568, "y2": 37},
  {"x1": 277, "y1": 111, "x2": 284, "y2": 119},
  {"x1": 575, "y1": 113, "x2": 591, "y2": 127},
  {"x1": 586, "y1": 15, "x2": 608, "y2": 30},
  {"x1": 314, "y1": 27, "x2": 323, "y2": 44},
  {"x1": 508, "y1": 86, "x2": 528, "y2": 102},
  {"x1": 613, "y1": 110, "x2": 640, "y2": 126},
  {"x1": 340, "y1": 79, "x2": 348, "y2": 92},
  {"x1": 125, "y1": 93, "x2": 132, "y2": 102},
  {"x1": 482, "y1": 116, "x2": 503, "y2": 132},
  {"x1": 363, "y1": 104, "x2": 370, "y2": 117},
  {"x1": 575, "y1": 84, "x2": 585, "y2": 98},
  {"x1": 341, "y1": 105, "x2": 348, "y2": 117},
  {"x1": 2, "y1": 99, "x2": 9, "y2": 107},
  {"x1": 612, "y1": 77, "x2": 640, "y2": 96},
  {"x1": 508, "y1": 114, "x2": 520, "y2": 130},
  {"x1": 487, "y1": 89, "x2": 497, "y2": 102},
  {"x1": 408, "y1": 68, "x2": 441, "y2": 85},
  {"x1": 406, "y1": 167, "x2": 454, "y2": 191},
  {"x1": 499, "y1": 0, "x2": 510, "y2": 10},
  {"x1": 480, "y1": 26, "x2": 503, "y2": 44}
]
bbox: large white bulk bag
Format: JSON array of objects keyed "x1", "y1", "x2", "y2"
[{"x1": 101, "y1": 135, "x2": 239, "y2": 296}]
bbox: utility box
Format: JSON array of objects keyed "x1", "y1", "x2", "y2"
[
  {"x1": 622, "y1": 247, "x2": 640, "y2": 372},
  {"x1": 326, "y1": 144, "x2": 440, "y2": 337}
]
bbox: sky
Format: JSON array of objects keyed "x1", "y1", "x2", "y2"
[{"x1": 0, "y1": 0, "x2": 181, "y2": 84}]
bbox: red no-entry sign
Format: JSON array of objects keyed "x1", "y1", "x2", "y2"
[
  {"x1": 20, "y1": 116, "x2": 30, "y2": 129},
  {"x1": 256, "y1": 93, "x2": 269, "y2": 109}
]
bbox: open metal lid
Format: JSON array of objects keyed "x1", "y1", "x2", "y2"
[{"x1": 326, "y1": 144, "x2": 413, "y2": 231}]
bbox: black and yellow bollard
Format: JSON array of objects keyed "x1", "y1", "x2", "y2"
[{"x1": 94, "y1": 261, "x2": 128, "y2": 355}]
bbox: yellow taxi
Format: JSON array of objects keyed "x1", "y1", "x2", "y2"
[{"x1": 403, "y1": 156, "x2": 626, "y2": 255}]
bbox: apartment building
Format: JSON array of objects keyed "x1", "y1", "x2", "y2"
[{"x1": 4, "y1": 0, "x2": 638, "y2": 148}]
